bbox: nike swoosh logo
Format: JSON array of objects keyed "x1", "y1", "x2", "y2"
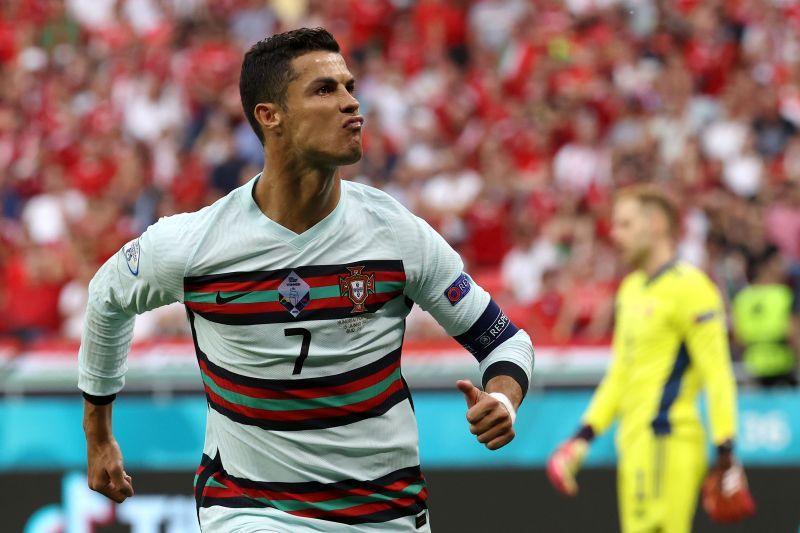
[{"x1": 215, "y1": 291, "x2": 252, "y2": 305}]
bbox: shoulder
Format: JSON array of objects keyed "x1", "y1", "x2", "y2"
[
  {"x1": 669, "y1": 261, "x2": 718, "y2": 293},
  {"x1": 344, "y1": 180, "x2": 411, "y2": 214},
  {"x1": 618, "y1": 271, "x2": 645, "y2": 295},
  {"x1": 144, "y1": 185, "x2": 240, "y2": 246},
  {"x1": 146, "y1": 203, "x2": 213, "y2": 241},
  {"x1": 668, "y1": 262, "x2": 724, "y2": 317},
  {"x1": 343, "y1": 180, "x2": 424, "y2": 233}
]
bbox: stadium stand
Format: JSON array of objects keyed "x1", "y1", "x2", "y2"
[{"x1": 1, "y1": 0, "x2": 800, "y2": 367}]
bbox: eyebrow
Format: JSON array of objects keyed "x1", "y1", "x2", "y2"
[{"x1": 309, "y1": 76, "x2": 356, "y2": 88}]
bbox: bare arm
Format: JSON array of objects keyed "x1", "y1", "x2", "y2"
[
  {"x1": 485, "y1": 374, "x2": 523, "y2": 409},
  {"x1": 83, "y1": 400, "x2": 134, "y2": 503}
]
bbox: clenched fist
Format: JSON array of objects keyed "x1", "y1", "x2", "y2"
[{"x1": 86, "y1": 436, "x2": 134, "y2": 503}]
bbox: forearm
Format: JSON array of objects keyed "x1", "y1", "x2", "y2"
[
  {"x1": 83, "y1": 400, "x2": 114, "y2": 442},
  {"x1": 706, "y1": 375, "x2": 737, "y2": 445},
  {"x1": 485, "y1": 374, "x2": 523, "y2": 410},
  {"x1": 83, "y1": 398, "x2": 136, "y2": 503},
  {"x1": 689, "y1": 329, "x2": 737, "y2": 444}
]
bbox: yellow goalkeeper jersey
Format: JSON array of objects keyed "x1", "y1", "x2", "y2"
[{"x1": 583, "y1": 260, "x2": 737, "y2": 448}]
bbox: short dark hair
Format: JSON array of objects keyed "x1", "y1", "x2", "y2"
[
  {"x1": 615, "y1": 183, "x2": 681, "y2": 238},
  {"x1": 239, "y1": 27, "x2": 340, "y2": 145}
]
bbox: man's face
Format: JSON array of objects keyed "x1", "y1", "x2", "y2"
[
  {"x1": 280, "y1": 51, "x2": 363, "y2": 167},
  {"x1": 611, "y1": 197, "x2": 655, "y2": 268}
]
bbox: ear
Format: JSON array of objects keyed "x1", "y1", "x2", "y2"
[{"x1": 254, "y1": 102, "x2": 282, "y2": 136}]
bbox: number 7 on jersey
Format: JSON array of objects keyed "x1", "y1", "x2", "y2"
[{"x1": 285, "y1": 328, "x2": 311, "y2": 375}]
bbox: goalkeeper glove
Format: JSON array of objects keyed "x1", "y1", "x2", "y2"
[
  {"x1": 702, "y1": 444, "x2": 756, "y2": 523},
  {"x1": 546, "y1": 436, "x2": 590, "y2": 496}
]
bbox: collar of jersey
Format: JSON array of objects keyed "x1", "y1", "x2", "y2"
[
  {"x1": 644, "y1": 257, "x2": 679, "y2": 286},
  {"x1": 240, "y1": 173, "x2": 348, "y2": 249}
]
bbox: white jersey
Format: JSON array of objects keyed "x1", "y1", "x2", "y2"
[{"x1": 79, "y1": 176, "x2": 534, "y2": 532}]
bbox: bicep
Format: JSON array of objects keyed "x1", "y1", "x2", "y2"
[{"x1": 401, "y1": 215, "x2": 487, "y2": 335}]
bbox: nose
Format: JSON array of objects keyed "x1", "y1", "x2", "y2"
[{"x1": 340, "y1": 88, "x2": 359, "y2": 114}]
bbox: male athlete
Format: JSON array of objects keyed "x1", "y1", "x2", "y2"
[
  {"x1": 79, "y1": 28, "x2": 534, "y2": 532},
  {"x1": 547, "y1": 186, "x2": 753, "y2": 532}
]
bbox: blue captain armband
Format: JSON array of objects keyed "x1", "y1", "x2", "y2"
[{"x1": 453, "y1": 299, "x2": 519, "y2": 362}]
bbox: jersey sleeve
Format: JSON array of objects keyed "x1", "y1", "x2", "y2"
[
  {"x1": 392, "y1": 208, "x2": 534, "y2": 398},
  {"x1": 678, "y1": 273, "x2": 737, "y2": 445},
  {"x1": 582, "y1": 296, "x2": 626, "y2": 435},
  {"x1": 78, "y1": 214, "x2": 193, "y2": 397}
]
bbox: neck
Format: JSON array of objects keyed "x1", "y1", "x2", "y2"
[
  {"x1": 254, "y1": 152, "x2": 341, "y2": 234},
  {"x1": 642, "y1": 239, "x2": 675, "y2": 278}
]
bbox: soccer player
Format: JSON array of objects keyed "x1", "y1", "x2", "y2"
[
  {"x1": 547, "y1": 185, "x2": 750, "y2": 532},
  {"x1": 78, "y1": 28, "x2": 534, "y2": 532}
]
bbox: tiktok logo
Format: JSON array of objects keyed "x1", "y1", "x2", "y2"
[{"x1": 25, "y1": 472, "x2": 198, "y2": 533}]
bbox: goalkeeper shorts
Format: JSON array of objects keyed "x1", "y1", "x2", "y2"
[{"x1": 617, "y1": 432, "x2": 707, "y2": 533}]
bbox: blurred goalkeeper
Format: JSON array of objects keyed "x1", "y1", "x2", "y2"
[{"x1": 547, "y1": 185, "x2": 755, "y2": 532}]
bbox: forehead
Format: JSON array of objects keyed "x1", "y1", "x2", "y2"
[
  {"x1": 290, "y1": 51, "x2": 351, "y2": 83},
  {"x1": 613, "y1": 197, "x2": 643, "y2": 218}
]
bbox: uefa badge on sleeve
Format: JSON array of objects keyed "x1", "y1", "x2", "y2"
[
  {"x1": 444, "y1": 273, "x2": 471, "y2": 305},
  {"x1": 122, "y1": 239, "x2": 140, "y2": 276}
]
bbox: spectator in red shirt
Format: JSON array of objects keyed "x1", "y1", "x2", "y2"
[{"x1": 2, "y1": 242, "x2": 66, "y2": 342}]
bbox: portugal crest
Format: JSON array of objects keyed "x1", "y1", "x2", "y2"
[{"x1": 339, "y1": 266, "x2": 375, "y2": 313}]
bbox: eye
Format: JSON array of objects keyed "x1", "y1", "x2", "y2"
[{"x1": 317, "y1": 85, "x2": 333, "y2": 95}]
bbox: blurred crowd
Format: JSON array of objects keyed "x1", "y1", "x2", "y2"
[{"x1": 1, "y1": 0, "x2": 800, "y2": 370}]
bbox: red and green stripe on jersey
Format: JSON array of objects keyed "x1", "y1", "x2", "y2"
[
  {"x1": 195, "y1": 454, "x2": 428, "y2": 525},
  {"x1": 191, "y1": 332, "x2": 409, "y2": 431},
  {"x1": 183, "y1": 260, "x2": 407, "y2": 325}
]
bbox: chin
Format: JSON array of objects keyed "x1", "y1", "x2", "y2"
[
  {"x1": 336, "y1": 148, "x2": 362, "y2": 166},
  {"x1": 624, "y1": 250, "x2": 648, "y2": 270}
]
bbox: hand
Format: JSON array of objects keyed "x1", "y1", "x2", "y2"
[
  {"x1": 546, "y1": 438, "x2": 589, "y2": 496},
  {"x1": 702, "y1": 454, "x2": 756, "y2": 523},
  {"x1": 86, "y1": 436, "x2": 134, "y2": 503},
  {"x1": 456, "y1": 379, "x2": 515, "y2": 450}
]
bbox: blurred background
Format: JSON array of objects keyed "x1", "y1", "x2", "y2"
[{"x1": 0, "y1": 0, "x2": 798, "y2": 531}]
